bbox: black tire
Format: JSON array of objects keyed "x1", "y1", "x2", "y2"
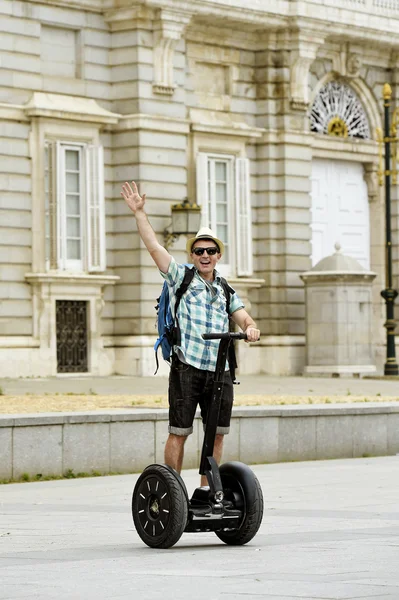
[
  {"x1": 215, "y1": 461, "x2": 263, "y2": 546},
  {"x1": 132, "y1": 464, "x2": 188, "y2": 549}
]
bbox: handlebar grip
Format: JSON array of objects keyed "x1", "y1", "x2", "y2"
[{"x1": 202, "y1": 332, "x2": 248, "y2": 341}]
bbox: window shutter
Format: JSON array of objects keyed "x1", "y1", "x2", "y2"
[
  {"x1": 86, "y1": 145, "x2": 106, "y2": 272},
  {"x1": 56, "y1": 141, "x2": 65, "y2": 269},
  {"x1": 235, "y1": 157, "x2": 253, "y2": 276},
  {"x1": 196, "y1": 153, "x2": 209, "y2": 228},
  {"x1": 45, "y1": 141, "x2": 59, "y2": 270}
]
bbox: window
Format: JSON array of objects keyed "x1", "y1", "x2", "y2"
[
  {"x1": 196, "y1": 153, "x2": 253, "y2": 277},
  {"x1": 44, "y1": 141, "x2": 105, "y2": 273}
]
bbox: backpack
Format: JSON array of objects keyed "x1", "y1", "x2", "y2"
[{"x1": 153, "y1": 266, "x2": 238, "y2": 381}]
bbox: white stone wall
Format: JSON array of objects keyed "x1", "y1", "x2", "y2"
[
  {"x1": 0, "y1": 120, "x2": 32, "y2": 335},
  {"x1": 1, "y1": 0, "x2": 399, "y2": 376}
]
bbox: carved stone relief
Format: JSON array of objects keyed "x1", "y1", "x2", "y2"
[{"x1": 153, "y1": 9, "x2": 192, "y2": 95}]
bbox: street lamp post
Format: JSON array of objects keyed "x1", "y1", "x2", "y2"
[{"x1": 377, "y1": 83, "x2": 399, "y2": 376}]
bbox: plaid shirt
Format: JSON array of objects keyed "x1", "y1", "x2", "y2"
[{"x1": 160, "y1": 257, "x2": 244, "y2": 372}]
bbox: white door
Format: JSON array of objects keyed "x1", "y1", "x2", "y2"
[{"x1": 310, "y1": 159, "x2": 370, "y2": 269}]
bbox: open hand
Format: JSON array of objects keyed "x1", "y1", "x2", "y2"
[{"x1": 121, "y1": 181, "x2": 146, "y2": 214}]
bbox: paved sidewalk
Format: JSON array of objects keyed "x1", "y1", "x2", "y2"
[
  {"x1": 1, "y1": 456, "x2": 399, "y2": 600},
  {"x1": 1, "y1": 373, "x2": 399, "y2": 397}
]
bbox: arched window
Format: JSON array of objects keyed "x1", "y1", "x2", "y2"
[{"x1": 309, "y1": 80, "x2": 370, "y2": 140}]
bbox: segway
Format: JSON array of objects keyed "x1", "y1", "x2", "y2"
[{"x1": 131, "y1": 331, "x2": 264, "y2": 548}]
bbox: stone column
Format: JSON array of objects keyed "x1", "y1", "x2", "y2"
[{"x1": 255, "y1": 28, "x2": 323, "y2": 338}]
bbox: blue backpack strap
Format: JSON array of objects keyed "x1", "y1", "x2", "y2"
[
  {"x1": 173, "y1": 265, "x2": 195, "y2": 349},
  {"x1": 153, "y1": 265, "x2": 195, "y2": 374}
]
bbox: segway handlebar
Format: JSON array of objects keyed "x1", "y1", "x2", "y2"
[{"x1": 202, "y1": 332, "x2": 248, "y2": 341}]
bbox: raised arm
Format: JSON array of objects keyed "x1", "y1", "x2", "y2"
[{"x1": 121, "y1": 181, "x2": 171, "y2": 273}]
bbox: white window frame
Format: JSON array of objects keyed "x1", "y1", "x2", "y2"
[
  {"x1": 196, "y1": 152, "x2": 253, "y2": 278},
  {"x1": 44, "y1": 140, "x2": 106, "y2": 274},
  {"x1": 208, "y1": 153, "x2": 235, "y2": 277},
  {"x1": 58, "y1": 142, "x2": 85, "y2": 272}
]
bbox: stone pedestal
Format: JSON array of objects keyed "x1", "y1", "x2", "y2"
[{"x1": 300, "y1": 245, "x2": 377, "y2": 376}]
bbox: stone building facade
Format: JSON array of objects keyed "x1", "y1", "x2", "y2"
[{"x1": 0, "y1": 0, "x2": 398, "y2": 377}]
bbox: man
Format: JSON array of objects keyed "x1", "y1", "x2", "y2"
[{"x1": 121, "y1": 181, "x2": 260, "y2": 483}]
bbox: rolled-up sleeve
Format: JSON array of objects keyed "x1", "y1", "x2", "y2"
[
  {"x1": 229, "y1": 292, "x2": 244, "y2": 314},
  {"x1": 159, "y1": 257, "x2": 186, "y2": 292}
]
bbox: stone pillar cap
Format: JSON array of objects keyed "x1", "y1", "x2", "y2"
[{"x1": 300, "y1": 243, "x2": 377, "y2": 280}]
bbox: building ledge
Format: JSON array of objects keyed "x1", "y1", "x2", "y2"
[
  {"x1": 190, "y1": 109, "x2": 264, "y2": 139},
  {"x1": 25, "y1": 273, "x2": 120, "y2": 286},
  {"x1": 24, "y1": 93, "x2": 120, "y2": 125}
]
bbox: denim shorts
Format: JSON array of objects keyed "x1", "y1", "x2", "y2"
[{"x1": 168, "y1": 357, "x2": 234, "y2": 436}]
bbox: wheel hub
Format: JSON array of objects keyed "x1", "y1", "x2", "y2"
[{"x1": 148, "y1": 495, "x2": 160, "y2": 518}]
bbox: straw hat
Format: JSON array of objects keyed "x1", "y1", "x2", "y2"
[{"x1": 186, "y1": 227, "x2": 224, "y2": 256}]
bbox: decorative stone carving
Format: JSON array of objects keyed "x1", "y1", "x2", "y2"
[
  {"x1": 309, "y1": 80, "x2": 371, "y2": 139},
  {"x1": 347, "y1": 53, "x2": 362, "y2": 77},
  {"x1": 364, "y1": 164, "x2": 380, "y2": 202},
  {"x1": 331, "y1": 45, "x2": 362, "y2": 78},
  {"x1": 290, "y1": 30, "x2": 325, "y2": 110},
  {"x1": 153, "y1": 9, "x2": 192, "y2": 95}
]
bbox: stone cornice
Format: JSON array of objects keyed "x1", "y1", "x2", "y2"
[
  {"x1": 0, "y1": 103, "x2": 27, "y2": 122},
  {"x1": 191, "y1": 123, "x2": 264, "y2": 139},
  {"x1": 15, "y1": 0, "x2": 399, "y2": 39},
  {"x1": 16, "y1": 0, "x2": 105, "y2": 13},
  {"x1": 139, "y1": 0, "x2": 290, "y2": 27},
  {"x1": 106, "y1": 0, "x2": 399, "y2": 39},
  {"x1": 311, "y1": 134, "x2": 379, "y2": 162},
  {"x1": 228, "y1": 277, "x2": 265, "y2": 288},
  {"x1": 24, "y1": 93, "x2": 120, "y2": 126},
  {"x1": 25, "y1": 273, "x2": 120, "y2": 286},
  {"x1": 300, "y1": 271, "x2": 376, "y2": 283},
  {"x1": 190, "y1": 109, "x2": 264, "y2": 139},
  {"x1": 114, "y1": 113, "x2": 190, "y2": 133},
  {"x1": 104, "y1": 3, "x2": 156, "y2": 29}
]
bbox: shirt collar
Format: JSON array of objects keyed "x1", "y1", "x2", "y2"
[{"x1": 194, "y1": 267, "x2": 221, "y2": 282}]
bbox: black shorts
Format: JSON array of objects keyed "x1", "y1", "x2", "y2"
[{"x1": 168, "y1": 358, "x2": 234, "y2": 436}]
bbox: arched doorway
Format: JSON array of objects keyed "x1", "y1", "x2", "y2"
[{"x1": 309, "y1": 80, "x2": 371, "y2": 268}]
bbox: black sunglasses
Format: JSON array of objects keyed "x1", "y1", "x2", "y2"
[{"x1": 192, "y1": 246, "x2": 219, "y2": 256}]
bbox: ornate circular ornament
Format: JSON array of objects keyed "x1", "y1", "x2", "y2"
[
  {"x1": 310, "y1": 80, "x2": 370, "y2": 139},
  {"x1": 327, "y1": 117, "x2": 348, "y2": 137}
]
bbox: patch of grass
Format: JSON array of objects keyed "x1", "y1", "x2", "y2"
[
  {"x1": 0, "y1": 470, "x2": 111, "y2": 485},
  {"x1": 64, "y1": 469, "x2": 76, "y2": 478},
  {"x1": 0, "y1": 387, "x2": 4, "y2": 396}
]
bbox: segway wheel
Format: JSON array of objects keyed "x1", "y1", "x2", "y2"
[
  {"x1": 215, "y1": 461, "x2": 263, "y2": 546},
  {"x1": 132, "y1": 464, "x2": 188, "y2": 549}
]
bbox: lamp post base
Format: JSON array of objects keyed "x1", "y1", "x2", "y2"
[{"x1": 384, "y1": 361, "x2": 399, "y2": 376}]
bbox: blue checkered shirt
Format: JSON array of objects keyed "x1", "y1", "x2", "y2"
[{"x1": 160, "y1": 257, "x2": 244, "y2": 372}]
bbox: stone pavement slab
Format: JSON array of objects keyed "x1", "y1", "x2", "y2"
[
  {"x1": 1, "y1": 374, "x2": 399, "y2": 397},
  {"x1": 1, "y1": 456, "x2": 399, "y2": 599}
]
